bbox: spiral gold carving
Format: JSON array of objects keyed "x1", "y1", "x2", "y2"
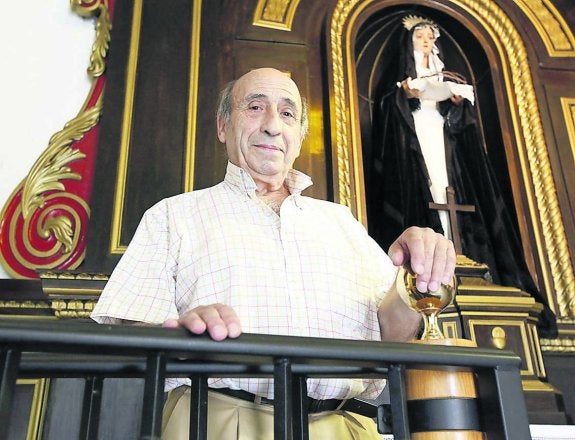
[
  {"x1": 330, "y1": 0, "x2": 574, "y2": 317},
  {"x1": 330, "y1": 1, "x2": 355, "y2": 208}
]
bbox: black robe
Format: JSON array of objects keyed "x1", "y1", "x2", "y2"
[{"x1": 365, "y1": 23, "x2": 556, "y2": 337}]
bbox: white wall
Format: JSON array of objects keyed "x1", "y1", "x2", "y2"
[{"x1": 0, "y1": 1, "x2": 95, "y2": 278}]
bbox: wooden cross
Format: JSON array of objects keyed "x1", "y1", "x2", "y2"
[{"x1": 428, "y1": 186, "x2": 476, "y2": 254}]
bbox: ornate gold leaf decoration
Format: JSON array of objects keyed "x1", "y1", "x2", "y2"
[
  {"x1": 22, "y1": 104, "x2": 100, "y2": 221},
  {"x1": 71, "y1": 0, "x2": 113, "y2": 77},
  {"x1": 329, "y1": 0, "x2": 574, "y2": 318},
  {"x1": 253, "y1": 0, "x2": 300, "y2": 31},
  {"x1": 0, "y1": 1, "x2": 110, "y2": 278},
  {"x1": 513, "y1": 0, "x2": 575, "y2": 56}
]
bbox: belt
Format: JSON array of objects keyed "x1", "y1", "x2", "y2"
[{"x1": 211, "y1": 388, "x2": 377, "y2": 418}]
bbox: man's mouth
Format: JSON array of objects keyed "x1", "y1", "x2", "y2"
[{"x1": 255, "y1": 144, "x2": 284, "y2": 153}]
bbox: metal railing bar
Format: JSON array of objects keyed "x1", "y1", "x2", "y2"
[
  {"x1": 0, "y1": 319, "x2": 522, "y2": 369},
  {"x1": 16, "y1": 353, "x2": 391, "y2": 378}
]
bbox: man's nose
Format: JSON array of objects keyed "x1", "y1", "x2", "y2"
[{"x1": 261, "y1": 109, "x2": 282, "y2": 136}]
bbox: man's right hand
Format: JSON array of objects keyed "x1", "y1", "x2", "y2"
[{"x1": 163, "y1": 303, "x2": 242, "y2": 341}]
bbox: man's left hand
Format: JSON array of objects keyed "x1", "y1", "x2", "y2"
[{"x1": 388, "y1": 226, "x2": 456, "y2": 293}]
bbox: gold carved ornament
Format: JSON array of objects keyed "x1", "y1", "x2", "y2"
[{"x1": 0, "y1": 0, "x2": 111, "y2": 278}]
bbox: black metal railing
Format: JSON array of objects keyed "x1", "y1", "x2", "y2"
[{"x1": 0, "y1": 318, "x2": 531, "y2": 439}]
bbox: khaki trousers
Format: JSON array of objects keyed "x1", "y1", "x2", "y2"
[{"x1": 162, "y1": 386, "x2": 383, "y2": 440}]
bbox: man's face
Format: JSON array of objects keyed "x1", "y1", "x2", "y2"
[
  {"x1": 413, "y1": 26, "x2": 436, "y2": 56},
  {"x1": 217, "y1": 68, "x2": 304, "y2": 183}
]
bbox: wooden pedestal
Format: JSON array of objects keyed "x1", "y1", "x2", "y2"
[{"x1": 406, "y1": 338, "x2": 483, "y2": 439}]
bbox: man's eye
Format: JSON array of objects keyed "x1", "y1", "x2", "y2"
[
  {"x1": 281, "y1": 111, "x2": 295, "y2": 118},
  {"x1": 249, "y1": 105, "x2": 263, "y2": 111}
]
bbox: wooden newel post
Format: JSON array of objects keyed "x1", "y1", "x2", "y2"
[{"x1": 405, "y1": 338, "x2": 483, "y2": 439}]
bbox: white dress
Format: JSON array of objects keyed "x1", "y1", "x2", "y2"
[{"x1": 411, "y1": 64, "x2": 451, "y2": 238}]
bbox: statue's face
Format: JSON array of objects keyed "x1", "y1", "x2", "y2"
[{"x1": 412, "y1": 26, "x2": 436, "y2": 56}]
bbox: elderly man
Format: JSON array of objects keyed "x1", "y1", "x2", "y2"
[{"x1": 92, "y1": 67, "x2": 455, "y2": 439}]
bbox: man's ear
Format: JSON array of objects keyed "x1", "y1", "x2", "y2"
[{"x1": 216, "y1": 116, "x2": 226, "y2": 143}]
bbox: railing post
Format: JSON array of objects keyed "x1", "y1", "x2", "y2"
[
  {"x1": 388, "y1": 363, "x2": 410, "y2": 439},
  {"x1": 476, "y1": 366, "x2": 532, "y2": 440},
  {"x1": 140, "y1": 353, "x2": 166, "y2": 440},
  {"x1": 79, "y1": 376, "x2": 104, "y2": 440},
  {"x1": 0, "y1": 348, "x2": 21, "y2": 440},
  {"x1": 274, "y1": 357, "x2": 293, "y2": 440},
  {"x1": 189, "y1": 375, "x2": 208, "y2": 440}
]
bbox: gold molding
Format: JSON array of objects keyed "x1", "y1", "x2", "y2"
[
  {"x1": 329, "y1": 0, "x2": 575, "y2": 319},
  {"x1": 184, "y1": 0, "x2": 202, "y2": 192},
  {"x1": 51, "y1": 299, "x2": 95, "y2": 319},
  {"x1": 540, "y1": 336, "x2": 575, "y2": 352},
  {"x1": 513, "y1": 0, "x2": 575, "y2": 57},
  {"x1": 0, "y1": 301, "x2": 50, "y2": 310},
  {"x1": 522, "y1": 379, "x2": 557, "y2": 393},
  {"x1": 17, "y1": 378, "x2": 49, "y2": 440},
  {"x1": 110, "y1": 0, "x2": 143, "y2": 254},
  {"x1": 455, "y1": 295, "x2": 535, "y2": 308},
  {"x1": 253, "y1": 0, "x2": 300, "y2": 31}
]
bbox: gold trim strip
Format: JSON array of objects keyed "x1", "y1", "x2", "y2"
[
  {"x1": 253, "y1": 0, "x2": 300, "y2": 31},
  {"x1": 561, "y1": 97, "x2": 575, "y2": 170},
  {"x1": 110, "y1": 0, "x2": 143, "y2": 254},
  {"x1": 184, "y1": 0, "x2": 202, "y2": 192},
  {"x1": 455, "y1": 296, "x2": 535, "y2": 307},
  {"x1": 442, "y1": 311, "x2": 529, "y2": 318},
  {"x1": 522, "y1": 379, "x2": 557, "y2": 393}
]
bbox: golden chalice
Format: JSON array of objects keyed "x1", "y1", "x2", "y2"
[{"x1": 396, "y1": 266, "x2": 456, "y2": 340}]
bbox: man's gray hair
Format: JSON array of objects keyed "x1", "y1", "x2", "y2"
[{"x1": 216, "y1": 80, "x2": 309, "y2": 140}]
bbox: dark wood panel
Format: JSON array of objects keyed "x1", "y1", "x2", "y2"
[
  {"x1": 84, "y1": 0, "x2": 194, "y2": 272},
  {"x1": 120, "y1": 0, "x2": 193, "y2": 244}
]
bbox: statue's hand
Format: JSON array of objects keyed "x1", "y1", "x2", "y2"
[
  {"x1": 401, "y1": 79, "x2": 421, "y2": 99},
  {"x1": 450, "y1": 94, "x2": 464, "y2": 105}
]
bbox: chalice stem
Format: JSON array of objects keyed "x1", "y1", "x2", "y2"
[{"x1": 422, "y1": 312, "x2": 445, "y2": 340}]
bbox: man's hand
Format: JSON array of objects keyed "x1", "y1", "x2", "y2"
[
  {"x1": 388, "y1": 226, "x2": 456, "y2": 293},
  {"x1": 163, "y1": 303, "x2": 242, "y2": 341}
]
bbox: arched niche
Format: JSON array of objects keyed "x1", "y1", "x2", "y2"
[{"x1": 325, "y1": 0, "x2": 575, "y2": 318}]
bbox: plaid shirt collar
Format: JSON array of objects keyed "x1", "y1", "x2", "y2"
[{"x1": 224, "y1": 161, "x2": 313, "y2": 196}]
